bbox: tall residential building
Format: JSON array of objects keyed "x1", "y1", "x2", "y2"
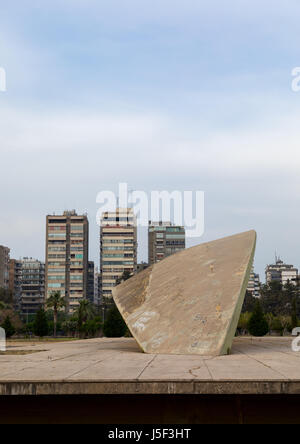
[
  {"x1": 87, "y1": 261, "x2": 95, "y2": 304},
  {"x1": 9, "y1": 259, "x2": 22, "y2": 310},
  {"x1": 148, "y1": 221, "x2": 186, "y2": 265},
  {"x1": 100, "y1": 208, "x2": 137, "y2": 300},
  {"x1": 266, "y1": 258, "x2": 298, "y2": 286},
  {"x1": 94, "y1": 266, "x2": 101, "y2": 306},
  {"x1": 45, "y1": 211, "x2": 89, "y2": 313},
  {"x1": 0, "y1": 245, "x2": 10, "y2": 289},
  {"x1": 20, "y1": 258, "x2": 45, "y2": 315},
  {"x1": 247, "y1": 267, "x2": 261, "y2": 298}
]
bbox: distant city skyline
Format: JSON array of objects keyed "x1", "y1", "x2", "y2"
[
  {"x1": 3, "y1": 207, "x2": 300, "y2": 282},
  {"x1": 1, "y1": 2, "x2": 300, "y2": 280}
]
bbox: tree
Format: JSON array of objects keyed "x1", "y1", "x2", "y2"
[
  {"x1": 260, "y1": 280, "x2": 300, "y2": 318},
  {"x1": 238, "y1": 312, "x2": 252, "y2": 334},
  {"x1": 242, "y1": 291, "x2": 257, "y2": 313},
  {"x1": 1, "y1": 316, "x2": 15, "y2": 338},
  {"x1": 46, "y1": 291, "x2": 66, "y2": 337},
  {"x1": 83, "y1": 317, "x2": 102, "y2": 338},
  {"x1": 291, "y1": 297, "x2": 298, "y2": 330},
  {"x1": 103, "y1": 305, "x2": 127, "y2": 338},
  {"x1": 260, "y1": 281, "x2": 283, "y2": 316},
  {"x1": 248, "y1": 301, "x2": 269, "y2": 337},
  {"x1": 75, "y1": 299, "x2": 95, "y2": 336},
  {"x1": 280, "y1": 315, "x2": 292, "y2": 334},
  {"x1": 0, "y1": 288, "x2": 13, "y2": 304},
  {"x1": 62, "y1": 318, "x2": 78, "y2": 337},
  {"x1": 33, "y1": 309, "x2": 49, "y2": 337},
  {"x1": 116, "y1": 270, "x2": 133, "y2": 285}
]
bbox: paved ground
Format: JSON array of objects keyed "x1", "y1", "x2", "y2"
[{"x1": 0, "y1": 337, "x2": 300, "y2": 395}]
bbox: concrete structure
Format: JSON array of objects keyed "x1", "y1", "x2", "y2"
[
  {"x1": 0, "y1": 337, "x2": 299, "y2": 394},
  {"x1": 266, "y1": 258, "x2": 298, "y2": 286},
  {"x1": 45, "y1": 211, "x2": 89, "y2": 313},
  {"x1": 0, "y1": 245, "x2": 10, "y2": 289},
  {"x1": 114, "y1": 231, "x2": 256, "y2": 356},
  {"x1": 148, "y1": 221, "x2": 185, "y2": 265},
  {"x1": 20, "y1": 258, "x2": 45, "y2": 315},
  {"x1": 0, "y1": 337, "x2": 300, "y2": 423},
  {"x1": 100, "y1": 208, "x2": 137, "y2": 300},
  {"x1": 247, "y1": 267, "x2": 261, "y2": 298},
  {"x1": 9, "y1": 259, "x2": 22, "y2": 310}
]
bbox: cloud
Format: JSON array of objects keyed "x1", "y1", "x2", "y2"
[
  {"x1": 1, "y1": 103, "x2": 300, "y2": 179},
  {"x1": 13, "y1": 0, "x2": 300, "y2": 27},
  {"x1": 1, "y1": 0, "x2": 300, "y2": 277},
  {"x1": 0, "y1": 107, "x2": 165, "y2": 154}
]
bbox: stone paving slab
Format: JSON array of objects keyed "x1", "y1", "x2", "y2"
[{"x1": 0, "y1": 337, "x2": 299, "y2": 395}]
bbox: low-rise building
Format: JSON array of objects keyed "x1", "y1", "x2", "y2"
[
  {"x1": 266, "y1": 258, "x2": 298, "y2": 286},
  {"x1": 9, "y1": 259, "x2": 22, "y2": 310}
]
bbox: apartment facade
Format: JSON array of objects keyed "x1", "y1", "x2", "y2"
[
  {"x1": 0, "y1": 245, "x2": 10, "y2": 289},
  {"x1": 247, "y1": 267, "x2": 261, "y2": 298},
  {"x1": 87, "y1": 261, "x2": 95, "y2": 304},
  {"x1": 266, "y1": 259, "x2": 298, "y2": 286},
  {"x1": 94, "y1": 266, "x2": 101, "y2": 306},
  {"x1": 100, "y1": 208, "x2": 137, "y2": 300},
  {"x1": 9, "y1": 259, "x2": 22, "y2": 310},
  {"x1": 20, "y1": 258, "x2": 45, "y2": 315},
  {"x1": 148, "y1": 221, "x2": 186, "y2": 265},
  {"x1": 45, "y1": 211, "x2": 89, "y2": 313}
]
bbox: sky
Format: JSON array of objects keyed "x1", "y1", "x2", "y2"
[{"x1": 1, "y1": 0, "x2": 300, "y2": 279}]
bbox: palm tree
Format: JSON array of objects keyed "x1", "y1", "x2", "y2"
[
  {"x1": 46, "y1": 291, "x2": 66, "y2": 338},
  {"x1": 75, "y1": 299, "x2": 95, "y2": 336}
]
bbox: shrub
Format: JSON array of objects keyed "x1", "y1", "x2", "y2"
[
  {"x1": 33, "y1": 309, "x2": 49, "y2": 337},
  {"x1": 103, "y1": 305, "x2": 127, "y2": 338},
  {"x1": 248, "y1": 301, "x2": 269, "y2": 337},
  {"x1": 1, "y1": 316, "x2": 15, "y2": 338}
]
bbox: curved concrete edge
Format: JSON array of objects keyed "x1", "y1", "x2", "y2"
[
  {"x1": 1, "y1": 380, "x2": 300, "y2": 396},
  {"x1": 220, "y1": 230, "x2": 257, "y2": 355}
]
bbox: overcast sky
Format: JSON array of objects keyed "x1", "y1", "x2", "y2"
[{"x1": 1, "y1": 0, "x2": 300, "y2": 279}]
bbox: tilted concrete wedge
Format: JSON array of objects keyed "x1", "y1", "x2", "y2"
[{"x1": 113, "y1": 230, "x2": 257, "y2": 356}]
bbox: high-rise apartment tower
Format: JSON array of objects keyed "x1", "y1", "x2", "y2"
[
  {"x1": 148, "y1": 221, "x2": 185, "y2": 265},
  {"x1": 0, "y1": 245, "x2": 10, "y2": 289},
  {"x1": 45, "y1": 211, "x2": 89, "y2": 313},
  {"x1": 100, "y1": 208, "x2": 137, "y2": 300}
]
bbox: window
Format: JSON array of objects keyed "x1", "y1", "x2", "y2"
[
  {"x1": 48, "y1": 283, "x2": 65, "y2": 288},
  {"x1": 71, "y1": 225, "x2": 84, "y2": 232},
  {"x1": 48, "y1": 275, "x2": 65, "y2": 280}
]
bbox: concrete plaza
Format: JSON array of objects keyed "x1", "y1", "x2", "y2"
[{"x1": 0, "y1": 336, "x2": 300, "y2": 396}]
